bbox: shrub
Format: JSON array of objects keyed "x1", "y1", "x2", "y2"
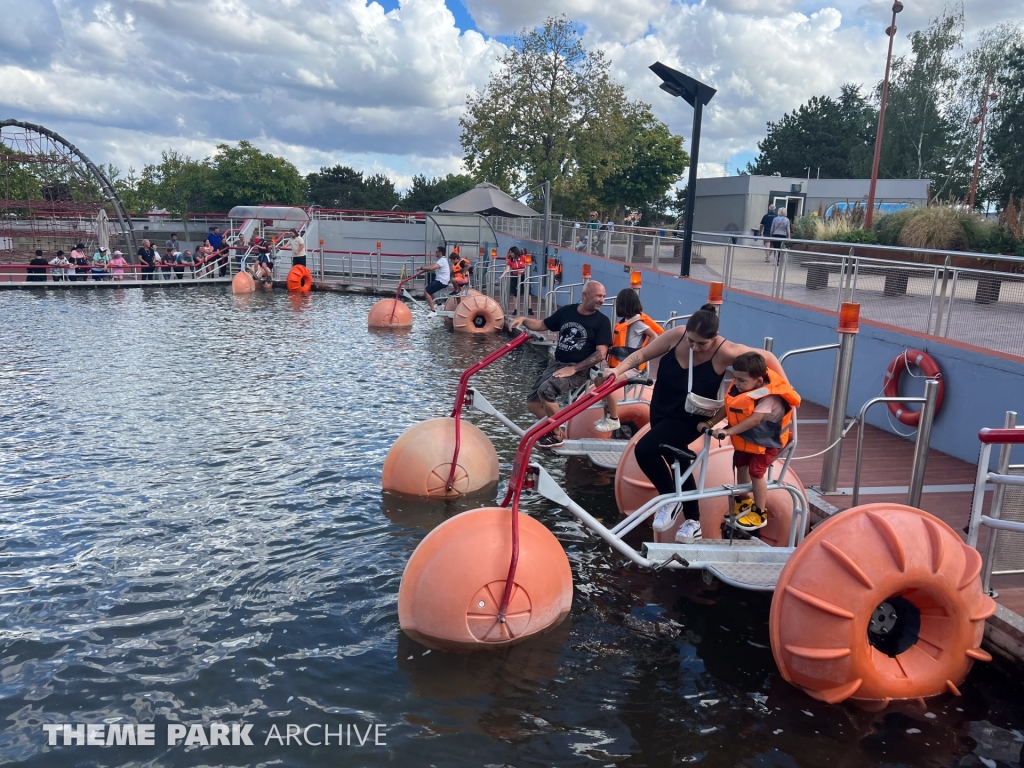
[
  {"x1": 834, "y1": 229, "x2": 878, "y2": 244},
  {"x1": 897, "y1": 205, "x2": 989, "y2": 251},
  {"x1": 872, "y1": 208, "x2": 918, "y2": 246},
  {"x1": 793, "y1": 214, "x2": 818, "y2": 240}
]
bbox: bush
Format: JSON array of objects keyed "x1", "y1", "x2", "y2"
[
  {"x1": 872, "y1": 208, "x2": 917, "y2": 246},
  {"x1": 793, "y1": 214, "x2": 818, "y2": 240},
  {"x1": 834, "y1": 229, "x2": 878, "y2": 244},
  {"x1": 897, "y1": 205, "x2": 989, "y2": 251}
]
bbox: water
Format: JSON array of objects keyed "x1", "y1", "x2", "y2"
[{"x1": 1, "y1": 286, "x2": 1023, "y2": 767}]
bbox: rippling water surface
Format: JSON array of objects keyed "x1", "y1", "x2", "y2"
[{"x1": 2, "y1": 286, "x2": 1023, "y2": 767}]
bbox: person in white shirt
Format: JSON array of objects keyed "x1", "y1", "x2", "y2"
[
  {"x1": 288, "y1": 228, "x2": 306, "y2": 263},
  {"x1": 422, "y1": 246, "x2": 450, "y2": 316},
  {"x1": 49, "y1": 250, "x2": 70, "y2": 282},
  {"x1": 768, "y1": 207, "x2": 791, "y2": 264}
]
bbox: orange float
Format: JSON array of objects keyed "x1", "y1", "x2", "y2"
[
  {"x1": 398, "y1": 507, "x2": 573, "y2": 650},
  {"x1": 231, "y1": 271, "x2": 255, "y2": 294},
  {"x1": 452, "y1": 294, "x2": 504, "y2": 333},
  {"x1": 442, "y1": 289, "x2": 482, "y2": 330},
  {"x1": 382, "y1": 417, "x2": 499, "y2": 497},
  {"x1": 614, "y1": 424, "x2": 806, "y2": 546},
  {"x1": 368, "y1": 298, "x2": 413, "y2": 329},
  {"x1": 286, "y1": 264, "x2": 313, "y2": 292},
  {"x1": 564, "y1": 384, "x2": 653, "y2": 441},
  {"x1": 770, "y1": 503, "x2": 996, "y2": 705}
]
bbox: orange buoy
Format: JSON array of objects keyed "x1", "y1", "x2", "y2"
[
  {"x1": 770, "y1": 503, "x2": 996, "y2": 705},
  {"x1": 383, "y1": 417, "x2": 499, "y2": 497},
  {"x1": 452, "y1": 294, "x2": 504, "y2": 333},
  {"x1": 564, "y1": 383, "x2": 653, "y2": 441},
  {"x1": 368, "y1": 298, "x2": 413, "y2": 329},
  {"x1": 614, "y1": 424, "x2": 805, "y2": 546},
  {"x1": 398, "y1": 507, "x2": 573, "y2": 650},
  {"x1": 443, "y1": 289, "x2": 483, "y2": 329},
  {"x1": 286, "y1": 264, "x2": 313, "y2": 292},
  {"x1": 231, "y1": 271, "x2": 255, "y2": 294}
]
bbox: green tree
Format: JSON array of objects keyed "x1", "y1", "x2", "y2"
[
  {"x1": 460, "y1": 16, "x2": 636, "y2": 202},
  {"x1": 305, "y1": 165, "x2": 366, "y2": 209},
  {"x1": 401, "y1": 173, "x2": 476, "y2": 211},
  {"x1": 596, "y1": 104, "x2": 688, "y2": 218},
  {"x1": 747, "y1": 85, "x2": 875, "y2": 178},
  {"x1": 988, "y1": 43, "x2": 1024, "y2": 206},
  {"x1": 138, "y1": 150, "x2": 212, "y2": 237},
  {"x1": 361, "y1": 173, "x2": 402, "y2": 211},
  {"x1": 877, "y1": 9, "x2": 962, "y2": 186},
  {"x1": 206, "y1": 140, "x2": 304, "y2": 211}
]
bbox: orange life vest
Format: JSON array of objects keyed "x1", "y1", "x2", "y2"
[
  {"x1": 451, "y1": 256, "x2": 470, "y2": 286},
  {"x1": 725, "y1": 371, "x2": 801, "y2": 454},
  {"x1": 609, "y1": 313, "x2": 664, "y2": 370}
]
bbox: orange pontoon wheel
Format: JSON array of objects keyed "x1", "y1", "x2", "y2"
[
  {"x1": 398, "y1": 507, "x2": 573, "y2": 651},
  {"x1": 564, "y1": 384, "x2": 652, "y2": 441},
  {"x1": 613, "y1": 425, "x2": 805, "y2": 546},
  {"x1": 231, "y1": 271, "x2": 255, "y2": 294},
  {"x1": 368, "y1": 299, "x2": 413, "y2": 329},
  {"x1": 382, "y1": 417, "x2": 499, "y2": 498},
  {"x1": 770, "y1": 503, "x2": 997, "y2": 706},
  {"x1": 452, "y1": 295, "x2": 504, "y2": 333},
  {"x1": 286, "y1": 264, "x2": 313, "y2": 292}
]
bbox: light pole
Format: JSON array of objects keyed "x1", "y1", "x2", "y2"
[
  {"x1": 864, "y1": 0, "x2": 904, "y2": 230},
  {"x1": 968, "y1": 70, "x2": 997, "y2": 211},
  {"x1": 649, "y1": 62, "x2": 717, "y2": 277}
]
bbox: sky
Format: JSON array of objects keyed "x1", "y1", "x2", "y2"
[{"x1": 0, "y1": 0, "x2": 1017, "y2": 193}]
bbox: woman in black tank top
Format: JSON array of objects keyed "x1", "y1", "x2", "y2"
[{"x1": 606, "y1": 304, "x2": 773, "y2": 537}]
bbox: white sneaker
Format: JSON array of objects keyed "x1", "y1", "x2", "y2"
[
  {"x1": 426, "y1": 310, "x2": 437, "y2": 318},
  {"x1": 652, "y1": 502, "x2": 681, "y2": 532},
  {"x1": 593, "y1": 416, "x2": 620, "y2": 433},
  {"x1": 675, "y1": 519, "x2": 703, "y2": 543}
]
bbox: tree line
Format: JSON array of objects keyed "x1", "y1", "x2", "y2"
[{"x1": 747, "y1": 9, "x2": 1024, "y2": 209}]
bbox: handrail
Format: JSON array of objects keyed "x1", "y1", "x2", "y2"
[{"x1": 778, "y1": 343, "x2": 841, "y2": 366}]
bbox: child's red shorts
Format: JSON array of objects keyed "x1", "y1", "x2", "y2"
[{"x1": 733, "y1": 447, "x2": 780, "y2": 479}]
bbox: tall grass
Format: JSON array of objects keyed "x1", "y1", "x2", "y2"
[{"x1": 896, "y1": 205, "x2": 989, "y2": 251}]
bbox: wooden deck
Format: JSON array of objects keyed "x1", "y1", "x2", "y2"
[{"x1": 791, "y1": 401, "x2": 1024, "y2": 617}]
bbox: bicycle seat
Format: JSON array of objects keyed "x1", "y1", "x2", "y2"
[{"x1": 659, "y1": 444, "x2": 696, "y2": 463}]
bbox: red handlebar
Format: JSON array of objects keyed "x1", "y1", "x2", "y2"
[{"x1": 979, "y1": 428, "x2": 1024, "y2": 444}]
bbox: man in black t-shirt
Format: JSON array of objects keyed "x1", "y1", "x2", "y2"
[
  {"x1": 509, "y1": 280, "x2": 611, "y2": 448},
  {"x1": 758, "y1": 204, "x2": 776, "y2": 262},
  {"x1": 137, "y1": 239, "x2": 156, "y2": 280}
]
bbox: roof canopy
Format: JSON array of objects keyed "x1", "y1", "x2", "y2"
[
  {"x1": 424, "y1": 213, "x2": 498, "y2": 252},
  {"x1": 436, "y1": 182, "x2": 538, "y2": 218},
  {"x1": 228, "y1": 206, "x2": 309, "y2": 222}
]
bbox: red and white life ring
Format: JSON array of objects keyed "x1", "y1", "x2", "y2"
[{"x1": 883, "y1": 349, "x2": 944, "y2": 426}]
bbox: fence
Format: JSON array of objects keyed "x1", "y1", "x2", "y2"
[{"x1": 491, "y1": 217, "x2": 1024, "y2": 359}]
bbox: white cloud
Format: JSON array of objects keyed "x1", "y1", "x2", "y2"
[{"x1": 0, "y1": 0, "x2": 1014, "y2": 192}]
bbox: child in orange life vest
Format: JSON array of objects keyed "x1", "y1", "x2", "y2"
[
  {"x1": 594, "y1": 288, "x2": 663, "y2": 432},
  {"x1": 711, "y1": 351, "x2": 801, "y2": 530}
]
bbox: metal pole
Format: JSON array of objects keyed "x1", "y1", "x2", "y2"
[
  {"x1": 983, "y1": 410, "x2": 1017, "y2": 595},
  {"x1": 681, "y1": 99, "x2": 702, "y2": 277},
  {"x1": 820, "y1": 330, "x2": 858, "y2": 493},
  {"x1": 864, "y1": 0, "x2": 904, "y2": 230},
  {"x1": 907, "y1": 378, "x2": 939, "y2": 508},
  {"x1": 968, "y1": 70, "x2": 995, "y2": 211},
  {"x1": 763, "y1": 337, "x2": 774, "y2": 352},
  {"x1": 542, "y1": 180, "x2": 551, "y2": 264},
  {"x1": 932, "y1": 257, "x2": 951, "y2": 335}
]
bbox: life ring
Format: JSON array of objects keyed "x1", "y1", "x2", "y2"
[
  {"x1": 452, "y1": 294, "x2": 504, "y2": 333},
  {"x1": 883, "y1": 350, "x2": 944, "y2": 426},
  {"x1": 286, "y1": 264, "x2": 313, "y2": 292},
  {"x1": 770, "y1": 503, "x2": 995, "y2": 705}
]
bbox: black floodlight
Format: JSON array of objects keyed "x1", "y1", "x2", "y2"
[{"x1": 650, "y1": 62, "x2": 716, "y2": 276}]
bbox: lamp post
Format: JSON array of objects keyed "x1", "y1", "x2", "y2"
[
  {"x1": 649, "y1": 62, "x2": 717, "y2": 277},
  {"x1": 967, "y1": 70, "x2": 997, "y2": 211},
  {"x1": 864, "y1": 0, "x2": 904, "y2": 230}
]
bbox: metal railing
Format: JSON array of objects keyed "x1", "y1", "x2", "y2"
[
  {"x1": 966, "y1": 417, "x2": 1024, "y2": 596},
  {"x1": 490, "y1": 217, "x2": 1024, "y2": 359}
]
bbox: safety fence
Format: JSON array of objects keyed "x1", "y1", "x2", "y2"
[
  {"x1": 490, "y1": 216, "x2": 1024, "y2": 359},
  {"x1": 1, "y1": 260, "x2": 233, "y2": 283}
]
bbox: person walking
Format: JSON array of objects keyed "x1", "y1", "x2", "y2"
[
  {"x1": 769, "y1": 207, "x2": 791, "y2": 265},
  {"x1": 758, "y1": 204, "x2": 777, "y2": 262}
]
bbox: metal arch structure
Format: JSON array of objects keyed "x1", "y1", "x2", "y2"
[{"x1": 0, "y1": 119, "x2": 138, "y2": 255}]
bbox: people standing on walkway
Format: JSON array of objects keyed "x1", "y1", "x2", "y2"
[
  {"x1": 92, "y1": 246, "x2": 109, "y2": 281},
  {"x1": 607, "y1": 304, "x2": 785, "y2": 543},
  {"x1": 108, "y1": 251, "x2": 128, "y2": 280},
  {"x1": 288, "y1": 228, "x2": 306, "y2": 265},
  {"x1": 758, "y1": 204, "x2": 776, "y2": 262},
  {"x1": 422, "y1": 246, "x2": 450, "y2": 317},
  {"x1": 769, "y1": 207, "x2": 791, "y2": 264},
  {"x1": 508, "y1": 280, "x2": 612, "y2": 449},
  {"x1": 505, "y1": 246, "x2": 526, "y2": 314},
  {"x1": 207, "y1": 227, "x2": 223, "y2": 251},
  {"x1": 71, "y1": 243, "x2": 89, "y2": 282},
  {"x1": 138, "y1": 240, "x2": 156, "y2": 280},
  {"x1": 165, "y1": 233, "x2": 183, "y2": 253},
  {"x1": 48, "y1": 250, "x2": 70, "y2": 282},
  {"x1": 28, "y1": 250, "x2": 49, "y2": 282}
]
